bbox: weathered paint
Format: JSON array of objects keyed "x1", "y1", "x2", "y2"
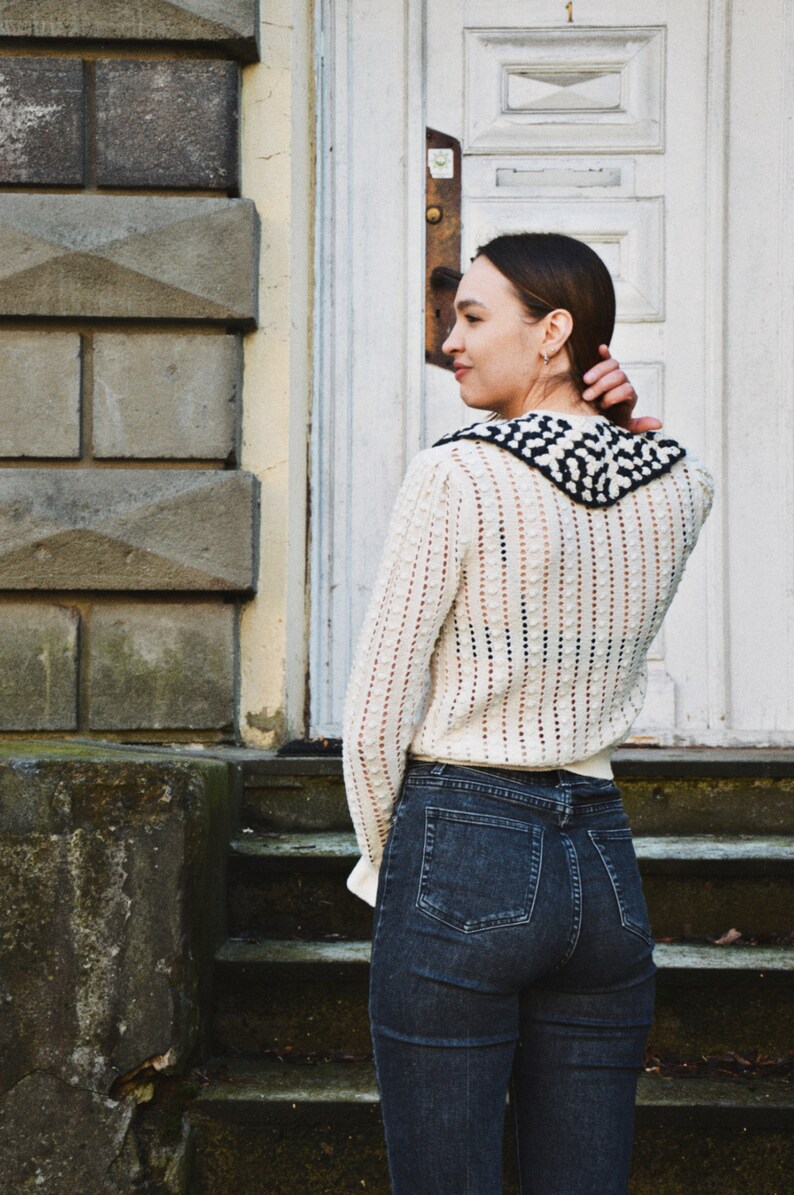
[{"x1": 239, "y1": 0, "x2": 314, "y2": 746}]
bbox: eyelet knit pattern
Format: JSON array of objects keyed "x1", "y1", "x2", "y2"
[{"x1": 343, "y1": 415, "x2": 714, "y2": 905}]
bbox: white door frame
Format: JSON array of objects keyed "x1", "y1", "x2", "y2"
[{"x1": 310, "y1": 0, "x2": 425, "y2": 736}]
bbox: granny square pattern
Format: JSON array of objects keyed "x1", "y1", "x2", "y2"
[{"x1": 434, "y1": 412, "x2": 686, "y2": 507}]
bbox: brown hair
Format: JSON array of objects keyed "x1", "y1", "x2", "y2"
[{"x1": 476, "y1": 233, "x2": 616, "y2": 396}]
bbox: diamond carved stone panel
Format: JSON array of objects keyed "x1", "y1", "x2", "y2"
[
  {"x1": 0, "y1": 196, "x2": 257, "y2": 323},
  {"x1": 0, "y1": 469, "x2": 257, "y2": 591},
  {"x1": 465, "y1": 27, "x2": 665, "y2": 153},
  {"x1": 0, "y1": 0, "x2": 259, "y2": 62},
  {"x1": 464, "y1": 198, "x2": 663, "y2": 321}
]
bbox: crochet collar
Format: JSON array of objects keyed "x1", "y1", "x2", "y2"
[{"x1": 433, "y1": 411, "x2": 686, "y2": 508}]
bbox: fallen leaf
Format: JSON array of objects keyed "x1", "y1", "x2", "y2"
[{"x1": 713, "y1": 927, "x2": 742, "y2": 946}]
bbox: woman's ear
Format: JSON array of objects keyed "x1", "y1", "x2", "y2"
[{"x1": 543, "y1": 309, "x2": 574, "y2": 358}]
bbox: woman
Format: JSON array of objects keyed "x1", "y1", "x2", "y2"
[{"x1": 342, "y1": 233, "x2": 713, "y2": 1194}]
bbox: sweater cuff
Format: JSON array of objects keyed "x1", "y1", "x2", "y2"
[{"x1": 346, "y1": 855, "x2": 380, "y2": 907}]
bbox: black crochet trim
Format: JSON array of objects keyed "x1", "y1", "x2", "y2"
[{"x1": 433, "y1": 413, "x2": 686, "y2": 508}]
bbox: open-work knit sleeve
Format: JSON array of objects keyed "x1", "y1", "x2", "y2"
[
  {"x1": 687, "y1": 452, "x2": 716, "y2": 520},
  {"x1": 343, "y1": 449, "x2": 472, "y2": 905}
]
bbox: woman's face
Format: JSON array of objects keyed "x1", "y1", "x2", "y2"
[{"x1": 442, "y1": 255, "x2": 548, "y2": 420}]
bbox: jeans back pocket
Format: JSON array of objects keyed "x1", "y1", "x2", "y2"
[
  {"x1": 588, "y1": 828, "x2": 654, "y2": 945},
  {"x1": 417, "y1": 807, "x2": 543, "y2": 933}
]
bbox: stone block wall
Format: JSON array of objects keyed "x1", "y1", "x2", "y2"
[
  {"x1": 0, "y1": 743, "x2": 232, "y2": 1192},
  {"x1": 0, "y1": 3, "x2": 261, "y2": 740}
]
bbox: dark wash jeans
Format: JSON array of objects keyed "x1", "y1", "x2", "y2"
[{"x1": 369, "y1": 761, "x2": 656, "y2": 1195}]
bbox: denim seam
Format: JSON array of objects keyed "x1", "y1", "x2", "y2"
[
  {"x1": 370, "y1": 795, "x2": 409, "y2": 971},
  {"x1": 588, "y1": 830, "x2": 654, "y2": 946},
  {"x1": 509, "y1": 1071, "x2": 526, "y2": 1195},
  {"x1": 424, "y1": 806, "x2": 539, "y2": 832},
  {"x1": 554, "y1": 832, "x2": 582, "y2": 969},
  {"x1": 558, "y1": 782, "x2": 573, "y2": 826}
]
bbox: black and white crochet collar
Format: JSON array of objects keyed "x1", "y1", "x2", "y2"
[{"x1": 434, "y1": 412, "x2": 686, "y2": 508}]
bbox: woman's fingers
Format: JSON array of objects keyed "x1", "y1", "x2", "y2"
[
  {"x1": 582, "y1": 350, "x2": 621, "y2": 395},
  {"x1": 582, "y1": 344, "x2": 662, "y2": 430},
  {"x1": 626, "y1": 414, "x2": 663, "y2": 433},
  {"x1": 582, "y1": 371, "x2": 631, "y2": 402}
]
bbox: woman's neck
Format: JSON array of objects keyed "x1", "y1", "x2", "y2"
[
  {"x1": 490, "y1": 381, "x2": 597, "y2": 422},
  {"x1": 521, "y1": 396, "x2": 597, "y2": 419}
]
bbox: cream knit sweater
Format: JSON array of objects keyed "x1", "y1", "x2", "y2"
[{"x1": 343, "y1": 412, "x2": 714, "y2": 905}]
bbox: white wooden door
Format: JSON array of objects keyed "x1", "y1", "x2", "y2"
[
  {"x1": 311, "y1": 0, "x2": 793, "y2": 747},
  {"x1": 423, "y1": 0, "x2": 715, "y2": 742}
]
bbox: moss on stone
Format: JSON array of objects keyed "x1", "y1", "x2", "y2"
[
  {"x1": 0, "y1": 744, "x2": 233, "y2": 1192},
  {"x1": 622, "y1": 776, "x2": 794, "y2": 835}
]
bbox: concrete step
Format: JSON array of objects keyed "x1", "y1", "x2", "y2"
[
  {"x1": 211, "y1": 939, "x2": 794, "y2": 1060},
  {"x1": 227, "y1": 830, "x2": 794, "y2": 939},
  {"x1": 228, "y1": 831, "x2": 376, "y2": 939},
  {"x1": 240, "y1": 749, "x2": 794, "y2": 837},
  {"x1": 231, "y1": 829, "x2": 794, "y2": 871},
  {"x1": 188, "y1": 1058, "x2": 794, "y2": 1194}
]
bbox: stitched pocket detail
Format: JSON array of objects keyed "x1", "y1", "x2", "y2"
[
  {"x1": 588, "y1": 828, "x2": 654, "y2": 945},
  {"x1": 417, "y1": 807, "x2": 543, "y2": 933}
]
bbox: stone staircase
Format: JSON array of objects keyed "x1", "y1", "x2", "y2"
[{"x1": 188, "y1": 752, "x2": 794, "y2": 1193}]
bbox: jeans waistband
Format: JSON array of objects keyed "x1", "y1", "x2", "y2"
[
  {"x1": 404, "y1": 761, "x2": 621, "y2": 813},
  {"x1": 407, "y1": 760, "x2": 615, "y2": 788},
  {"x1": 464, "y1": 764, "x2": 567, "y2": 787}
]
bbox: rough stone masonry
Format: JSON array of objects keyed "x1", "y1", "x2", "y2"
[
  {"x1": 0, "y1": 745, "x2": 231, "y2": 1192},
  {"x1": 0, "y1": 0, "x2": 260, "y2": 741}
]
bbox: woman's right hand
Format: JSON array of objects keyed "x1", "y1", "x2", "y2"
[{"x1": 582, "y1": 345, "x2": 662, "y2": 433}]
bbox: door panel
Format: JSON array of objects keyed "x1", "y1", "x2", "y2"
[
  {"x1": 464, "y1": 25, "x2": 664, "y2": 153},
  {"x1": 462, "y1": 195, "x2": 664, "y2": 321},
  {"x1": 313, "y1": 1, "x2": 793, "y2": 746}
]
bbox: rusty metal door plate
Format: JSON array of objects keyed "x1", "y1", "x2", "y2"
[{"x1": 425, "y1": 128, "x2": 462, "y2": 369}]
